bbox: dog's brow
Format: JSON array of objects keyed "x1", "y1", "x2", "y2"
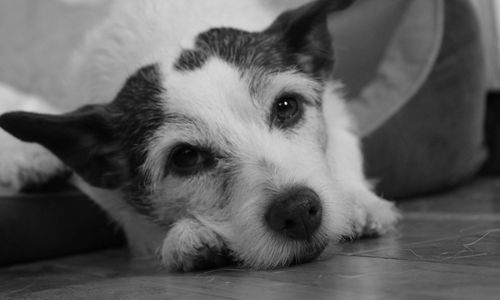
[
  {"x1": 163, "y1": 112, "x2": 213, "y2": 139},
  {"x1": 280, "y1": 90, "x2": 321, "y2": 107},
  {"x1": 248, "y1": 70, "x2": 322, "y2": 108},
  {"x1": 164, "y1": 113, "x2": 198, "y2": 126}
]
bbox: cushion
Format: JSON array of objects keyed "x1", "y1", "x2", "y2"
[
  {"x1": 333, "y1": 0, "x2": 487, "y2": 198},
  {"x1": 0, "y1": 188, "x2": 124, "y2": 267}
]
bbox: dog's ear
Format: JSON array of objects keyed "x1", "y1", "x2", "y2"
[
  {"x1": 0, "y1": 105, "x2": 128, "y2": 189},
  {"x1": 265, "y1": 0, "x2": 355, "y2": 76}
]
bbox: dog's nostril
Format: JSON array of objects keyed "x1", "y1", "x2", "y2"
[
  {"x1": 309, "y1": 206, "x2": 318, "y2": 216},
  {"x1": 265, "y1": 187, "x2": 322, "y2": 240},
  {"x1": 284, "y1": 219, "x2": 295, "y2": 230}
]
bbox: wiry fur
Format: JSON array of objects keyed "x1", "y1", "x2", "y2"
[{"x1": 0, "y1": 0, "x2": 400, "y2": 271}]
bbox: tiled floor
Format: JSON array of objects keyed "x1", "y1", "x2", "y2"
[{"x1": 1, "y1": 177, "x2": 499, "y2": 299}]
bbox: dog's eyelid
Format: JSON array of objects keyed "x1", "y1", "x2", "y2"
[
  {"x1": 300, "y1": 95, "x2": 321, "y2": 108},
  {"x1": 165, "y1": 142, "x2": 223, "y2": 177},
  {"x1": 275, "y1": 91, "x2": 316, "y2": 108}
]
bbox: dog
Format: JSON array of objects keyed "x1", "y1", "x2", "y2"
[{"x1": 0, "y1": 0, "x2": 400, "y2": 271}]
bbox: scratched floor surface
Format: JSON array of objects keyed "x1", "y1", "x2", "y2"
[{"x1": 0, "y1": 177, "x2": 499, "y2": 299}]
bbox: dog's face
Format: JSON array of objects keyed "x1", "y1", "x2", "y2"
[{"x1": 0, "y1": 0, "x2": 356, "y2": 269}]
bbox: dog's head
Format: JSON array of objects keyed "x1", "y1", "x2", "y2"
[{"x1": 0, "y1": 0, "x2": 357, "y2": 269}]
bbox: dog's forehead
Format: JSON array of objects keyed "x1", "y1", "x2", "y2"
[
  {"x1": 162, "y1": 57, "x2": 321, "y2": 126},
  {"x1": 165, "y1": 58, "x2": 256, "y2": 120}
]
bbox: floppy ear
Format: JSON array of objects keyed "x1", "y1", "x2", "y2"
[
  {"x1": 265, "y1": 0, "x2": 355, "y2": 76},
  {"x1": 0, "y1": 105, "x2": 128, "y2": 189}
]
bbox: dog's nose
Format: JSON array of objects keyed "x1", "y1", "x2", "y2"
[{"x1": 265, "y1": 188, "x2": 322, "y2": 240}]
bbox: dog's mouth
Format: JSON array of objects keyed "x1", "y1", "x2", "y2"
[
  {"x1": 189, "y1": 236, "x2": 329, "y2": 271},
  {"x1": 290, "y1": 237, "x2": 329, "y2": 266},
  {"x1": 244, "y1": 234, "x2": 330, "y2": 270}
]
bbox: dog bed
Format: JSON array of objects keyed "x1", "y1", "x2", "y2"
[{"x1": 333, "y1": 0, "x2": 487, "y2": 198}]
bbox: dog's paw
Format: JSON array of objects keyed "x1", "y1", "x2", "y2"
[
  {"x1": 0, "y1": 129, "x2": 68, "y2": 191},
  {"x1": 350, "y1": 192, "x2": 401, "y2": 238},
  {"x1": 160, "y1": 219, "x2": 233, "y2": 272},
  {"x1": 361, "y1": 199, "x2": 401, "y2": 237}
]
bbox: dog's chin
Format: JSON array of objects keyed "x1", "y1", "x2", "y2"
[
  {"x1": 290, "y1": 241, "x2": 329, "y2": 266},
  {"x1": 287, "y1": 238, "x2": 329, "y2": 267},
  {"x1": 232, "y1": 234, "x2": 330, "y2": 270},
  {"x1": 181, "y1": 240, "x2": 327, "y2": 271}
]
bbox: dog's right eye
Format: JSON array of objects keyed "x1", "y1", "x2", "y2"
[{"x1": 169, "y1": 145, "x2": 214, "y2": 176}]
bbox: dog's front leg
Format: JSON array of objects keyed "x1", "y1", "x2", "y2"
[
  {"x1": 332, "y1": 130, "x2": 401, "y2": 237},
  {"x1": 324, "y1": 102, "x2": 401, "y2": 238},
  {"x1": 347, "y1": 189, "x2": 401, "y2": 238},
  {"x1": 160, "y1": 218, "x2": 232, "y2": 272},
  {"x1": 329, "y1": 129, "x2": 401, "y2": 238}
]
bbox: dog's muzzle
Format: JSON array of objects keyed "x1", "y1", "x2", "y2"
[{"x1": 265, "y1": 187, "x2": 322, "y2": 240}]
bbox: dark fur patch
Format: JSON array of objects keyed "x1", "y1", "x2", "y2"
[
  {"x1": 108, "y1": 64, "x2": 166, "y2": 217},
  {"x1": 175, "y1": 28, "x2": 299, "y2": 74},
  {"x1": 111, "y1": 64, "x2": 165, "y2": 173}
]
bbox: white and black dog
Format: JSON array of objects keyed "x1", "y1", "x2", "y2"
[{"x1": 0, "y1": 0, "x2": 399, "y2": 271}]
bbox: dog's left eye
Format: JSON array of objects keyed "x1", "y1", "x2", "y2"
[
  {"x1": 272, "y1": 94, "x2": 303, "y2": 128},
  {"x1": 169, "y1": 145, "x2": 214, "y2": 176}
]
